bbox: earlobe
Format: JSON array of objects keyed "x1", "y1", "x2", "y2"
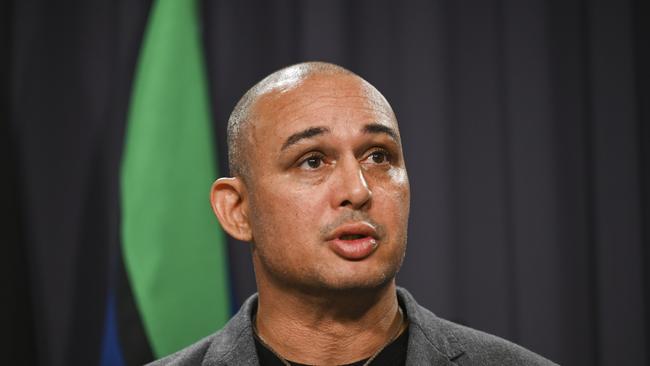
[{"x1": 210, "y1": 177, "x2": 253, "y2": 242}]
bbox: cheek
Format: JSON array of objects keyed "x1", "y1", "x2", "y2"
[
  {"x1": 388, "y1": 165, "x2": 408, "y2": 186},
  {"x1": 373, "y1": 167, "x2": 409, "y2": 205},
  {"x1": 372, "y1": 170, "x2": 410, "y2": 227},
  {"x1": 249, "y1": 183, "x2": 326, "y2": 245}
]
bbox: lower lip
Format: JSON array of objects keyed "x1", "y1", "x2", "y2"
[{"x1": 328, "y1": 237, "x2": 377, "y2": 260}]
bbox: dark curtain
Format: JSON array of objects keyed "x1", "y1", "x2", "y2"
[
  {"x1": 4, "y1": 1, "x2": 152, "y2": 365},
  {"x1": 4, "y1": 1, "x2": 648, "y2": 365}
]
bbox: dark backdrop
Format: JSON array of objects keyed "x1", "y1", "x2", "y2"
[{"x1": 3, "y1": 1, "x2": 649, "y2": 365}]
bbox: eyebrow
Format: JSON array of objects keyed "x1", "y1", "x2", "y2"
[
  {"x1": 363, "y1": 123, "x2": 399, "y2": 142},
  {"x1": 280, "y1": 123, "x2": 399, "y2": 151},
  {"x1": 281, "y1": 126, "x2": 330, "y2": 151}
]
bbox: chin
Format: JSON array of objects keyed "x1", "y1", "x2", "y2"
[
  {"x1": 310, "y1": 260, "x2": 401, "y2": 293},
  {"x1": 326, "y1": 276, "x2": 394, "y2": 293},
  {"x1": 255, "y1": 245, "x2": 405, "y2": 296}
]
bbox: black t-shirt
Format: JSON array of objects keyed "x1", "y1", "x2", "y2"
[{"x1": 254, "y1": 325, "x2": 409, "y2": 366}]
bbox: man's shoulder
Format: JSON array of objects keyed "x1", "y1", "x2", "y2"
[
  {"x1": 147, "y1": 294, "x2": 259, "y2": 366},
  {"x1": 431, "y1": 315, "x2": 556, "y2": 365},
  {"x1": 397, "y1": 287, "x2": 557, "y2": 365},
  {"x1": 147, "y1": 333, "x2": 215, "y2": 366}
]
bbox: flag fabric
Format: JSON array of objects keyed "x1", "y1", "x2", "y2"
[{"x1": 120, "y1": 0, "x2": 231, "y2": 359}]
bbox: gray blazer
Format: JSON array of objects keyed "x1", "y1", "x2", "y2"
[{"x1": 148, "y1": 288, "x2": 557, "y2": 365}]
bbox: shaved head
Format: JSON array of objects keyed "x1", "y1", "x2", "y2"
[{"x1": 226, "y1": 61, "x2": 395, "y2": 183}]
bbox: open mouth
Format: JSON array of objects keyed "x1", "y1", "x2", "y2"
[
  {"x1": 327, "y1": 222, "x2": 379, "y2": 260},
  {"x1": 339, "y1": 234, "x2": 367, "y2": 241},
  {"x1": 327, "y1": 221, "x2": 378, "y2": 242}
]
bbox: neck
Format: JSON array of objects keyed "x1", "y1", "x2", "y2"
[{"x1": 254, "y1": 281, "x2": 403, "y2": 365}]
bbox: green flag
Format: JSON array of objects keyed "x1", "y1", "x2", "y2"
[{"x1": 121, "y1": 0, "x2": 230, "y2": 357}]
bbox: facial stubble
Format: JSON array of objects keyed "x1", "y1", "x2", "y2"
[{"x1": 248, "y1": 196, "x2": 408, "y2": 295}]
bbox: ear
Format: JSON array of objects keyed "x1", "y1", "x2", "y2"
[{"x1": 210, "y1": 177, "x2": 252, "y2": 242}]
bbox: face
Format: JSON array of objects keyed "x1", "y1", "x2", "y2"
[{"x1": 244, "y1": 73, "x2": 410, "y2": 293}]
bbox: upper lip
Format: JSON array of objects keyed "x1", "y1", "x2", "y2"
[{"x1": 326, "y1": 222, "x2": 379, "y2": 241}]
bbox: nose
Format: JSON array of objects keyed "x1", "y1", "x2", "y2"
[{"x1": 333, "y1": 158, "x2": 372, "y2": 209}]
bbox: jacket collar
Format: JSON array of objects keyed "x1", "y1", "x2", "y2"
[
  {"x1": 397, "y1": 288, "x2": 465, "y2": 365},
  {"x1": 202, "y1": 294, "x2": 259, "y2": 366},
  {"x1": 203, "y1": 287, "x2": 465, "y2": 365}
]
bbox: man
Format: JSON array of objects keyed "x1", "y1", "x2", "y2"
[{"x1": 150, "y1": 62, "x2": 556, "y2": 365}]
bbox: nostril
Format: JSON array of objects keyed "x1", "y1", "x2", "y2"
[{"x1": 340, "y1": 199, "x2": 352, "y2": 207}]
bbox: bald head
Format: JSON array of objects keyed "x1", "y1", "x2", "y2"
[{"x1": 226, "y1": 62, "x2": 396, "y2": 182}]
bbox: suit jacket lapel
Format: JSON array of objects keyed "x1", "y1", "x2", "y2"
[{"x1": 398, "y1": 288, "x2": 466, "y2": 365}]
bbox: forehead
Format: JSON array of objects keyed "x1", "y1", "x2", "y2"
[{"x1": 250, "y1": 73, "x2": 397, "y2": 141}]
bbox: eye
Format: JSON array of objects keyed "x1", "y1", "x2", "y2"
[
  {"x1": 370, "y1": 151, "x2": 386, "y2": 164},
  {"x1": 364, "y1": 149, "x2": 390, "y2": 165},
  {"x1": 298, "y1": 154, "x2": 324, "y2": 170}
]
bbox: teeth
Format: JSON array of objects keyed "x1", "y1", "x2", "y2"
[{"x1": 341, "y1": 234, "x2": 365, "y2": 240}]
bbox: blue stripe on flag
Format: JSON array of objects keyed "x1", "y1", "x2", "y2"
[{"x1": 100, "y1": 291, "x2": 125, "y2": 366}]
